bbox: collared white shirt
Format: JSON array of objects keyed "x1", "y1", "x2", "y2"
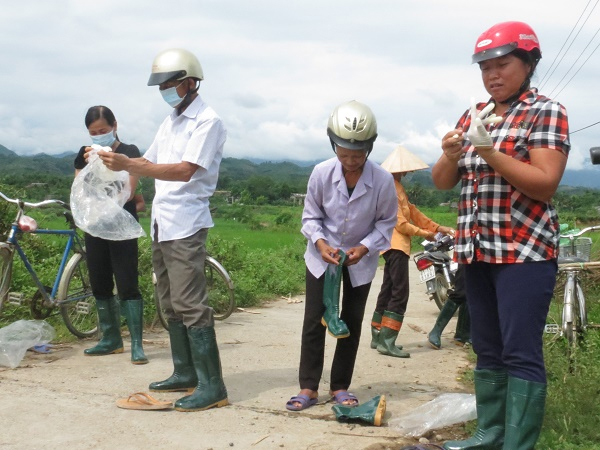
[
  {"x1": 301, "y1": 157, "x2": 397, "y2": 287},
  {"x1": 144, "y1": 95, "x2": 226, "y2": 242}
]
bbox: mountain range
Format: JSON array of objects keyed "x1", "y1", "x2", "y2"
[{"x1": 1, "y1": 144, "x2": 599, "y2": 189}]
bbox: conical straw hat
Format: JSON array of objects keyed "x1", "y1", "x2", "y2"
[{"x1": 380, "y1": 145, "x2": 429, "y2": 174}]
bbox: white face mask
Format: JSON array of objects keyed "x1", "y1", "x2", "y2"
[
  {"x1": 160, "y1": 81, "x2": 185, "y2": 107},
  {"x1": 90, "y1": 129, "x2": 116, "y2": 147}
]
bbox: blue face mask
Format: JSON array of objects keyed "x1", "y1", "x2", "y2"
[
  {"x1": 90, "y1": 129, "x2": 116, "y2": 147},
  {"x1": 160, "y1": 81, "x2": 184, "y2": 107}
]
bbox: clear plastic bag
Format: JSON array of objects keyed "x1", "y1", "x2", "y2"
[
  {"x1": 0, "y1": 320, "x2": 56, "y2": 368},
  {"x1": 70, "y1": 145, "x2": 145, "y2": 241},
  {"x1": 389, "y1": 393, "x2": 476, "y2": 437}
]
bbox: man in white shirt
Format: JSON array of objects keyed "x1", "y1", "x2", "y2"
[{"x1": 97, "y1": 48, "x2": 228, "y2": 413}]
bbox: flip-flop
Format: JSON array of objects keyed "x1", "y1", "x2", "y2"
[
  {"x1": 116, "y1": 392, "x2": 174, "y2": 410},
  {"x1": 331, "y1": 391, "x2": 359, "y2": 407},
  {"x1": 285, "y1": 394, "x2": 318, "y2": 411}
]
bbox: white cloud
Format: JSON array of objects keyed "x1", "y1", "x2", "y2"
[{"x1": 0, "y1": 0, "x2": 598, "y2": 171}]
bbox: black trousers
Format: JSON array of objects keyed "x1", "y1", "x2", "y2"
[
  {"x1": 299, "y1": 266, "x2": 371, "y2": 392},
  {"x1": 375, "y1": 249, "x2": 409, "y2": 315},
  {"x1": 84, "y1": 233, "x2": 141, "y2": 301},
  {"x1": 448, "y1": 264, "x2": 467, "y2": 305}
]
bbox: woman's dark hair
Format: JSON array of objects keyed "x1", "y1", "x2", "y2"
[
  {"x1": 512, "y1": 49, "x2": 541, "y2": 75},
  {"x1": 84, "y1": 105, "x2": 117, "y2": 129},
  {"x1": 84, "y1": 105, "x2": 119, "y2": 141}
]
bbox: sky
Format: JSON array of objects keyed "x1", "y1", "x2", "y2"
[{"x1": 1, "y1": 1, "x2": 599, "y2": 170}]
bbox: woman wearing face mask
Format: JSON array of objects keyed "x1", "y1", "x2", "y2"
[{"x1": 74, "y1": 105, "x2": 148, "y2": 365}]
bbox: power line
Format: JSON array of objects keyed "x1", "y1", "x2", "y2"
[
  {"x1": 571, "y1": 120, "x2": 600, "y2": 134},
  {"x1": 552, "y1": 36, "x2": 600, "y2": 98},
  {"x1": 538, "y1": 0, "x2": 593, "y2": 88},
  {"x1": 539, "y1": 0, "x2": 599, "y2": 91},
  {"x1": 550, "y1": 26, "x2": 600, "y2": 98}
]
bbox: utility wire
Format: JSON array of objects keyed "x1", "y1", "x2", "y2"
[
  {"x1": 571, "y1": 120, "x2": 600, "y2": 134},
  {"x1": 550, "y1": 27, "x2": 600, "y2": 98},
  {"x1": 539, "y1": 0, "x2": 598, "y2": 91}
]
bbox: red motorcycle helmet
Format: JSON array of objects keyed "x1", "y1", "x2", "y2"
[{"x1": 472, "y1": 21, "x2": 541, "y2": 64}]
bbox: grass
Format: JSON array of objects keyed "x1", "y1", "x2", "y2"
[
  {"x1": 6, "y1": 205, "x2": 600, "y2": 447},
  {"x1": 0, "y1": 204, "x2": 306, "y2": 341}
]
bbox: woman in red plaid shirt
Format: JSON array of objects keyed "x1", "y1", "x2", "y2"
[{"x1": 432, "y1": 22, "x2": 569, "y2": 450}]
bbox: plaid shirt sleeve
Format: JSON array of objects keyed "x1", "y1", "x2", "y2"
[{"x1": 453, "y1": 89, "x2": 570, "y2": 264}]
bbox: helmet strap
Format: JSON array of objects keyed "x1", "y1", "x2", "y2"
[{"x1": 175, "y1": 79, "x2": 198, "y2": 114}]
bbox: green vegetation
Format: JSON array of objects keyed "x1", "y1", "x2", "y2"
[{"x1": 2, "y1": 154, "x2": 600, "y2": 448}]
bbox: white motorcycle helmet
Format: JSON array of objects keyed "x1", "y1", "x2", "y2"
[
  {"x1": 147, "y1": 48, "x2": 204, "y2": 86},
  {"x1": 327, "y1": 100, "x2": 378, "y2": 155}
]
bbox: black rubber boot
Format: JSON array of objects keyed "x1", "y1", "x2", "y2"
[
  {"x1": 428, "y1": 300, "x2": 459, "y2": 349},
  {"x1": 332, "y1": 395, "x2": 387, "y2": 426},
  {"x1": 321, "y1": 251, "x2": 349, "y2": 338},
  {"x1": 84, "y1": 297, "x2": 124, "y2": 356},
  {"x1": 174, "y1": 326, "x2": 229, "y2": 412},
  {"x1": 453, "y1": 303, "x2": 471, "y2": 346},
  {"x1": 443, "y1": 369, "x2": 507, "y2": 450},
  {"x1": 376, "y1": 311, "x2": 410, "y2": 358},
  {"x1": 122, "y1": 299, "x2": 148, "y2": 365},
  {"x1": 149, "y1": 320, "x2": 197, "y2": 392},
  {"x1": 503, "y1": 376, "x2": 546, "y2": 450}
]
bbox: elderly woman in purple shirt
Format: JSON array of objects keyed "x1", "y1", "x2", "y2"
[{"x1": 286, "y1": 100, "x2": 397, "y2": 412}]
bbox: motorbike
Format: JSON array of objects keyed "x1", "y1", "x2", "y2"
[{"x1": 413, "y1": 232, "x2": 458, "y2": 310}]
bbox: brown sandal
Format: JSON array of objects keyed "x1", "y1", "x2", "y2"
[{"x1": 116, "y1": 392, "x2": 173, "y2": 410}]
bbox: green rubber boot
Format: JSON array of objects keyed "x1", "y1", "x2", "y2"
[
  {"x1": 443, "y1": 369, "x2": 508, "y2": 450},
  {"x1": 175, "y1": 326, "x2": 229, "y2": 412},
  {"x1": 332, "y1": 395, "x2": 387, "y2": 426},
  {"x1": 376, "y1": 311, "x2": 410, "y2": 358},
  {"x1": 149, "y1": 320, "x2": 197, "y2": 392},
  {"x1": 321, "y1": 251, "x2": 350, "y2": 339},
  {"x1": 503, "y1": 376, "x2": 546, "y2": 450},
  {"x1": 428, "y1": 300, "x2": 459, "y2": 349},
  {"x1": 84, "y1": 297, "x2": 124, "y2": 356},
  {"x1": 371, "y1": 311, "x2": 402, "y2": 350},
  {"x1": 122, "y1": 299, "x2": 148, "y2": 365},
  {"x1": 453, "y1": 303, "x2": 471, "y2": 346},
  {"x1": 370, "y1": 311, "x2": 382, "y2": 349}
]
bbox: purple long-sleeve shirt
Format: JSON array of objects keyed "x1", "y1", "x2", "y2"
[{"x1": 301, "y1": 157, "x2": 398, "y2": 287}]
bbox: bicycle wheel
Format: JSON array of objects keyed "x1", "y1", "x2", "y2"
[
  {"x1": 205, "y1": 257, "x2": 235, "y2": 321},
  {"x1": 576, "y1": 282, "x2": 588, "y2": 331},
  {"x1": 562, "y1": 278, "x2": 582, "y2": 350},
  {"x1": 0, "y1": 244, "x2": 13, "y2": 312},
  {"x1": 58, "y1": 252, "x2": 97, "y2": 338},
  {"x1": 153, "y1": 257, "x2": 235, "y2": 329}
]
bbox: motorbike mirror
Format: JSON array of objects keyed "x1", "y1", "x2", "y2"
[{"x1": 590, "y1": 147, "x2": 600, "y2": 165}]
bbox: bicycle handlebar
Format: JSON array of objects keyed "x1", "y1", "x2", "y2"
[
  {"x1": 0, "y1": 191, "x2": 70, "y2": 210},
  {"x1": 559, "y1": 225, "x2": 600, "y2": 239}
]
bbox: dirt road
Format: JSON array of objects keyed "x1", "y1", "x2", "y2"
[{"x1": 0, "y1": 260, "x2": 472, "y2": 450}]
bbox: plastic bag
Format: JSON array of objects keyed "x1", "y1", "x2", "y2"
[
  {"x1": 0, "y1": 320, "x2": 56, "y2": 368},
  {"x1": 70, "y1": 145, "x2": 145, "y2": 241},
  {"x1": 389, "y1": 393, "x2": 476, "y2": 437}
]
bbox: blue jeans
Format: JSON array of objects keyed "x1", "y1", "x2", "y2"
[{"x1": 465, "y1": 260, "x2": 556, "y2": 383}]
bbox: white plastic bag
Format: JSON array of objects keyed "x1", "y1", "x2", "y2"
[
  {"x1": 70, "y1": 145, "x2": 145, "y2": 241},
  {"x1": 389, "y1": 393, "x2": 476, "y2": 437},
  {"x1": 0, "y1": 320, "x2": 56, "y2": 368}
]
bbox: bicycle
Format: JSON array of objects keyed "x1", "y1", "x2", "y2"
[
  {"x1": 153, "y1": 255, "x2": 235, "y2": 330},
  {"x1": 545, "y1": 226, "x2": 600, "y2": 352},
  {"x1": 0, "y1": 191, "x2": 96, "y2": 338}
]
